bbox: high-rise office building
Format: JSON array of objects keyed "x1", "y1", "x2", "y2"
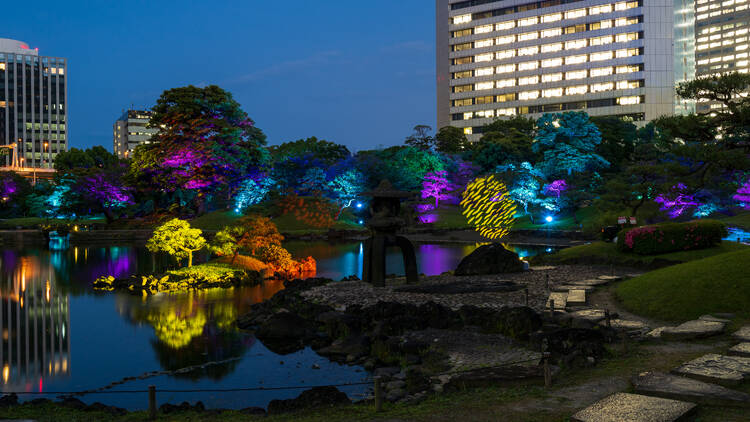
[
  {"x1": 113, "y1": 109, "x2": 157, "y2": 159},
  {"x1": 0, "y1": 38, "x2": 67, "y2": 168},
  {"x1": 694, "y1": 0, "x2": 750, "y2": 113},
  {"x1": 674, "y1": 0, "x2": 696, "y2": 114},
  {"x1": 436, "y1": 0, "x2": 676, "y2": 139}
]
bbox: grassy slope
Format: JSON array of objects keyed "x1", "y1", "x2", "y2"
[
  {"x1": 422, "y1": 205, "x2": 598, "y2": 231},
  {"x1": 716, "y1": 211, "x2": 750, "y2": 230},
  {"x1": 539, "y1": 240, "x2": 748, "y2": 266},
  {"x1": 616, "y1": 248, "x2": 750, "y2": 321}
]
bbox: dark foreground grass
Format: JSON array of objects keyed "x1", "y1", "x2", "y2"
[
  {"x1": 537, "y1": 240, "x2": 747, "y2": 267},
  {"x1": 616, "y1": 248, "x2": 750, "y2": 321}
]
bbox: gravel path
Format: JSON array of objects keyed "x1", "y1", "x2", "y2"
[{"x1": 301, "y1": 265, "x2": 636, "y2": 312}]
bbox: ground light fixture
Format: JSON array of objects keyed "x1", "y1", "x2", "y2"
[{"x1": 545, "y1": 216, "x2": 554, "y2": 223}]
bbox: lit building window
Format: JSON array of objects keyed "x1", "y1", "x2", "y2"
[
  {"x1": 475, "y1": 110, "x2": 495, "y2": 118},
  {"x1": 618, "y1": 95, "x2": 642, "y2": 105},
  {"x1": 496, "y1": 63, "x2": 516, "y2": 74},
  {"x1": 518, "y1": 32, "x2": 539, "y2": 41},
  {"x1": 463, "y1": 127, "x2": 473, "y2": 135},
  {"x1": 475, "y1": 24, "x2": 493, "y2": 34},
  {"x1": 590, "y1": 51, "x2": 613, "y2": 61},
  {"x1": 463, "y1": 112, "x2": 474, "y2": 120},
  {"x1": 475, "y1": 67, "x2": 494, "y2": 76},
  {"x1": 541, "y1": 28, "x2": 562, "y2": 38},
  {"x1": 542, "y1": 73, "x2": 563, "y2": 82},
  {"x1": 518, "y1": 61, "x2": 539, "y2": 71},
  {"x1": 541, "y1": 43, "x2": 563, "y2": 53},
  {"x1": 542, "y1": 57, "x2": 563, "y2": 67},
  {"x1": 519, "y1": 75, "x2": 539, "y2": 85},
  {"x1": 616, "y1": 65, "x2": 640, "y2": 73},
  {"x1": 565, "y1": 9, "x2": 587, "y2": 19},
  {"x1": 518, "y1": 46, "x2": 539, "y2": 56},
  {"x1": 496, "y1": 79, "x2": 516, "y2": 88},
  {"x1": 590, "y1": 35, "x2": 613, "y2": 46},
  {"x1": 591, "y1": 82, "x2": 614, "y2": 92},
  {"x1": 519, "y1": 90, "x2": 540, "y2": 100},
  {"x1": 496, "y1": 35, "x2": 516, "y2": 45},
  {"x1": 590, "y1": 67, "x2": 613, "y2": 77},
  {"x1": 589, "y1": 4, "x2": 613, "y2": 15},
  {"x1": 496, "y1": 21, "x2": 515, "y2": 31},
  {"x1": 565, "y1": 39, "x2": 588, "y2": 50},
  {"x1": 475, "y1": 38, "x2": 494, "y2": 48},
  {"x1": 519, "y1": 16, "x2": 538, "y2": 26},
  {"x1": 453, "y1": 14, "x2": 471, "y2": 25},
  {"x1": 543, "y1": 87, "x2": 564, "y2": 98},
  {"x1": 565, "y1": 55, "x2": 587, "y2": 65},
  {"x1": 542, "y1": 13, "x2": 562, "y2": 23},
  {"x1": 497, "y1": 108, "x2": 516, "y2": 116},
  {"x1": 566, "y1": 70, "x2": 588, "y2": 79},
  {"x1": 496, "y1": 49, "x2": 516, "y2": 60},
  {"x1": 476, "y1": 81, "x2": 495, "y2": 90},
  {"x1": 616, "y1": 80, "x2": 640, "y2": 89},
  {"x1": 475, "y1": 53, "x2": 493, "y2": 62},
  {"x1": 566, "y1": 85, "x2": 588, "y2": 95}
]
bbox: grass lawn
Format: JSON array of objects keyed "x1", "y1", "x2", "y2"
[
  {"x1": 418, "y1": 205, "x2": 598, "y2": 232},
  {"x1": 168, "y1": 262, "x2": 254, "y2": 278},
  {"x1": 616, "y1": 248, "x2": 750, "y2": 321},
  {"x1": 190, "y1": 210, "x2": 366, "y2": 235},
  {"x1": 0, "y1": 216, "x2": 106, "y2": 229},
  {"x1": 715, "y1": 211, "x2": 750, "y2": 230},
  {"x1": 537, "y1": 240, "x2": 748, "y2": 267}
]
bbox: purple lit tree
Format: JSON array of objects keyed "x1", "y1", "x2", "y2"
[
  {"x1": 421, "y1": 171, "x2": 455, "y2": 208},
  {"x1": 78, "y1": 169, "x2": 134, "y2": 223},
  {"x1": 734, "y1": 180, "x2": 750, "y2": 209},
  {"x1": 543, "y1": 180, "x2": 568, "y2": 198},
  {"x1": 654, "y1": 183, "x2": 700, "y2": 219}
]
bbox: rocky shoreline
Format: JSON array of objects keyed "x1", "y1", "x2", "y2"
[{"x1": 93, "y1": 267, "x2": 264, "y2": 294}]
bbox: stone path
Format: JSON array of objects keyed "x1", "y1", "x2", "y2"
[{"x1": 572, "y1": 325, "x2": 750, "y2": 419}]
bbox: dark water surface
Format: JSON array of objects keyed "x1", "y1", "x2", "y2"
[{"x1": 0, "y1": 240, "x2": 556, "y2": 409}]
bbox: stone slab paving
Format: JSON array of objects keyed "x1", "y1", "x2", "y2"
[
  {"x1": 673, "y1": 354, "x2": 750, "y2": 387},
  {"x1": 530, "y1": 265, "x2": 557, "y2": 271},
  {"x1": 571, "y1": 309, "x2": 607, "y2": 323},
  {"x1": 566, "y1": 289, "x2": 587, "y2": 306},
  {"x1": 633, "y1": 371, "x2": 750, "y2": 407},
  {"x1": 569, "y1": 279, "x2": 610, "y2": 287},
  {"x1": 601, "y1": 319, "x2": 647, "y2": 331},
  {"x1": 547, "y1": 292, "x2": 567, "y2": 310},
  {"x1": 597, "y1": 275, "x2": 623, "y2": 281},
  {"x1": 698, "y1": 314, "x2": 731, "y2": 324},
  {"x1": 551, "y1": 284, "x2": 595, "y2": 293},
  {"x1": 728, "y1": 343, "x2": 750, "y2": 358},
  {"x1": 571, "y1": 392, "x2": 696, "y2": 422},
  {"x1": 733, "y1": 326, "x2": 750, "y2": 342},
  {"x1": 660, "y1": 320, "x2": 725, "y2": 341}
]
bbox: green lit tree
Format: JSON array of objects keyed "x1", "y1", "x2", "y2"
[
  {"x1": 147, "y1": 218, "x2": 206, "y2": 267},
  {"x1": 534, "y1": 111, "x2": 609, "y2": 177}
]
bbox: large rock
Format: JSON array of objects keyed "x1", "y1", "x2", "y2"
[
  {"x1": 266, "y1": 386, "x2": 351, "y2": 414},
  {"x1": 255, "y1": 311, "x2": 313, "y2": 354},
  {"x1": 734, "y1": 326, "x2": 750, "y2": 342},
  {"x1": 633, "y1": 371, "x2": 750, "y2": 407},
  {"x1": 572, "y1": 392, "x2": 696, "y2": 422},
  {"x1": 454, "y1": 244, "x2": 525, "y2": 276}
]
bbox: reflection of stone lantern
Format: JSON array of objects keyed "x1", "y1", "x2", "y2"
[{"x1": 362, "y1": 180, "x2": 418, "y2": 287}]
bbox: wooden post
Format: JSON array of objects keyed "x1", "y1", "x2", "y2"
[
  {"x1": 543, "y1": 354, "x2": 552, "y2": 388},
  {"x1": 549, "y1": 299, "x2": 555, "y2": 317},
  {"x1": 524, "y1": 288, "x2": 529, "y2": 306},
  {"x1": 374, "y1": 376, "x2": 383, "y2": 412},
  {"x1": 148, "y1": 385, "x2": 156, "y2": 420},
  {"x1": 605, "y1": 309, "x2": 611, "y2": 328},
  {"x1": 545, "y1": 274, "x2": 550, "y2": 290}
]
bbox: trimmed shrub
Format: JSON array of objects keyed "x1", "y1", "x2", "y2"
[{"x1": 617, "y1": 220, "x2": 727, "y2": 255}]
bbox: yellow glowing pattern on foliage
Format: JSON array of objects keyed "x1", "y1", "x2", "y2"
[{"x1": 461, "y1": 175, "x2": 516, "y2": 240}]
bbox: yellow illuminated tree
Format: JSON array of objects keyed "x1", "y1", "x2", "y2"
[
  {"x1": 461, "y1": 175, "x2": 516, "y2": 240},
  {"x1": 147, "y1": 218, "x2": 206, "y2": 267}
]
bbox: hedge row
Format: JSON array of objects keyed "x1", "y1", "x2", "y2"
[{"x1": 617, "y1": 220, "x2": 727, "y2": 255}]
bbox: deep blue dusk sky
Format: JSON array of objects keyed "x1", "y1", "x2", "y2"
[{"x1": 3, "y1": 1, "x2": 436, "y2": 152}]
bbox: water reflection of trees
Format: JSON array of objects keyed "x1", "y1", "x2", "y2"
[{"x1": 118, "y1": 284, "x2": 283, "y2": 381}]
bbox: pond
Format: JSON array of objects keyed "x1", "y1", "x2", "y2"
[{"x1": 0, "y1": 239, "x2": 558, "y2": 410}]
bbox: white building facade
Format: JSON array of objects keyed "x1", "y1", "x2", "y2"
[
  {"x1": 113, "y1": 109, "x2": 157, "y2": 159},
  {"x1": 436, "y1": 0, "x2": 676, "y2": 138},
  {"x1": 0, "y1": 38, "x2": 67, "y2": 168}
]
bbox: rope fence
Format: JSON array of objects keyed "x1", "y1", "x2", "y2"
[{"x1": 0, "y1": 353, "x2": 553, "y2": 418}]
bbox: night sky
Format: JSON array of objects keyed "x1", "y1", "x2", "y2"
[{"x1": 3, "y1": 1, "x2": 436, "y2": 152}]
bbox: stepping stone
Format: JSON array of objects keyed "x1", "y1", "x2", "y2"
[
  {"x1": 530, "y1": 265, "x2": 556, "y2": 271},
  {"x1": 571, "y1": 392, "x2": 696, "y2": 422},
  {"x1": 570, "y1": 279, "x2": 610, "y2": 287},
  {"x1": 728, "y1": 343, "x2": 750, "y2": 358},
  {"x1": 566, "y1": 289, "x2": 587, "y2": 306},
  {"x1": 647, "y1": 327, "x2": 668, "y2": 339},
  {"x1": 699, "y1": 314, "x2": 731, "y2": 324},
  {"x1": 734, "y1": 326, "x2": 750, "y2": 342},
  {"x1": 551, "y1": 284, "x2": 595, "y2": 293},
  {"x1": 546, "y1": 292, "x2": 567, "y2": 310},
  {"x1": 673, "y1": 354, "x2": 750, "y2": 387},
  {"x1": 571, "y1": 309, "x2": 607, "y2": 323},
  {"x1": 633, "y1": 371, "x2": 750, "y2": 407},
  {"x1": 597, "y1": 275, "x2": 622, "y2": 281},
  {"x1": 661, "y1": 319, "x2": 725, "y2": 341},
  {"x1": 601, "y1": 319, "x2": 646, "y2": 331}
]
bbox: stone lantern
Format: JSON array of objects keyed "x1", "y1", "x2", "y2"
[{"x1": 361, "y1": 180, "x2": 418, "y2": 287}]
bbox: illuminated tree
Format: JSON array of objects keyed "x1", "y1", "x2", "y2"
[
  {"x1": 496, "y1": 162, "x2": 546, "y2": 222},
  {"x1": 654, "y1": 183, "x2": 700, "y2": 219},
  {"x1": 461, "y1": 174, "x2": 517, "y2": 240},
  {"x1": 357, "y1": 146, "x2": 445, "y2": 191},
  {"x1": 328, "y1": 169, "x2": 365, "y2": 219},
  {"x1": 299, "y1": 167, "x2": 328, "y2": 195},
  {"x1": 77, "y1": 168, "x2": 134, "y2": 223},
  {"x1": 128, "y1": 85, "x2": 267, "y2": 213},
  {"x1": 147, "y1": 218, "x2": 206, "y2": 267},
  {"x1": 421, "y1": 171, "x2": 455, "y2": 208},
  {"x1": 733, "y1": 180, "x2": 750, "y2": 209},
  {"x1": 534, "y1": 111, "x2": 609, "y2": 177},
  {"x1": 544, "y1": 180, "x2": 568, "y2": 198},
  {"x1": 210, "y1": 215, "x2": 283, "y2": 263},
  {"x1": 233, "y1": 175, "x2": 276, "y2": 213}
]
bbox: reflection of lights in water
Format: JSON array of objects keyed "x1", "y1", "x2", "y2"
[
  {"x1": 74, "y1": 247, "x2": 78, "y2": 264},
  {"x1": 45, "y1": 280, "x2": 51, "y2": 302},
  {"x1": 2, "y1": 329, "x2": 7, "y2": 340},
  {"x1": 725, "y1": 227, "x2": 750, "y2": 244},
  {"x1": 3, "y1": 364, "x2": 8, "y2": 383}
]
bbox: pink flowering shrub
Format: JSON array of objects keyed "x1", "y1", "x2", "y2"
[{"x1": 616, "y1": 220, "x2": 727, "y2": 255}]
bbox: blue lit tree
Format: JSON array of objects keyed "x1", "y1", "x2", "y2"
[
  {"x1": 496, "y1": 162, "x2": 548, "y2": 222},
  {"x1": 299, "y1": 167, "x2": 329, "y2": 195},
  {"x1": 534, "y1": 111, "x2": 610, "y2": 177},
  {"x1": 328, "y1": 169, "x2": 365, "y2": 219},
  {"x1": 233, "y1": 176, "x2": 276, "y2": 213}
]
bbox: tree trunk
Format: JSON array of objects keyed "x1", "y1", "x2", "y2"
[
  {"x1": 188, "y1": 251, "x2": 193, "y2": 267},
  {"x1": 231, "y1": 250, "x2": 238, "y2": 265},
  {"x1": 103, "y1": 207, "x2": 115, "y2": 224}
]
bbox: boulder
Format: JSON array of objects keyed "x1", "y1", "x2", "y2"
[
  {"x1": 0, "y1": 394, "x2": 18, "y2": 407},
  {"x1": 660, "y1": 319, "x2": 725, "y2": 341},
  {"x1": 454, "y1": 244, "x2": 525, "y2": 276},
  {"x1": 255, "y1": 311, "x2": 313, "y2": 354},
  {"x1": 266, "y1": 386, "x2": 351, "y2": 414}
]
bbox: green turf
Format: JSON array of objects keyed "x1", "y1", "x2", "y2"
[
  {"x1": 538, "y1": 240, "x2": 748, "y2": 266},
  {"x1": 715, "y1": 211, "x2": 750, "y2": 230},
  {"x1": 615, "y1": 248, "x2": 750, "y2": 321}
]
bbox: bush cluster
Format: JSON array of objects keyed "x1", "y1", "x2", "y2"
[{"x1": 617, "y1": 220, "x2": 727, "y2": 255}]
